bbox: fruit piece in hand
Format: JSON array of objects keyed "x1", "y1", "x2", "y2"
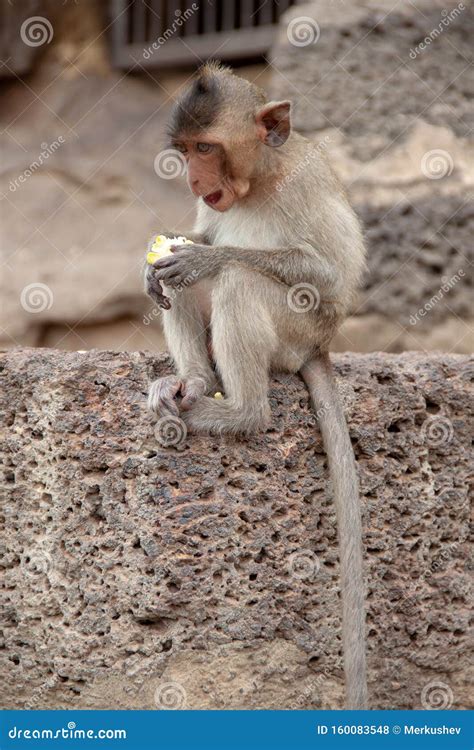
[{"x1": 146, "y1": 235, "x2": 193, "y2": 264}]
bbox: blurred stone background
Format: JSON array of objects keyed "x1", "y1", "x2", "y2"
[{"x1": 1, "y1": 0, "x2": 472, "y2": 354}]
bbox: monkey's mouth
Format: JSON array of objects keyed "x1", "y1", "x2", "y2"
[{"x1": 203, "y1": 190, "x2": 223, "y2": 207}]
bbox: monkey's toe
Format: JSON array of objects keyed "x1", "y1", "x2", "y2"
[
  {"x1": 147, "y1": 376, "x2": 182, "y2": 417},
  {"x1": 180, "y1": 376, "x2": 207, "y2": 410}
]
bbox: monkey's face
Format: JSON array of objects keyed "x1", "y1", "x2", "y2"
[
  {"x1": 172, "y1": 103, "x2": 292, "y2": 212},
  {"x1": 172, "y1": 139, "x2": 249, "y2": 213},
  {"x1": 168, "y1": 61, "x2": 292, "y2": 212}
]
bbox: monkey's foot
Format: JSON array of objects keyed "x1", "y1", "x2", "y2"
[
  {"x1": 148, "y1": 375, "x2": 182, "y2": 416},
  {"x1": 148, "y1": 375, "x2": 208, "y2": 417},
  {"x1": 182, "y1": 396, "x2": 269, "y2": 436}
]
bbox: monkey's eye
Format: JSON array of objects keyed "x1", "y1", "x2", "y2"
[
  {"x1": 196, "y1": 142, "x2": 213, "y2": 154},
  {"x1": 174, "y1": 143, "x2": 187, "y2": 154}
]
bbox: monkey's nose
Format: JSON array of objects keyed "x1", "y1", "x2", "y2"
[{"x1": 189, "y1": 178, "x2": 202, "y2": 196}]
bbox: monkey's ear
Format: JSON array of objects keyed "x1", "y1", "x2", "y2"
[{"x1": 256, "y1": 101, "x2": 291, "y2": 147}]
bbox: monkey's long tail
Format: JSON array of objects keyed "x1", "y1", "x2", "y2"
[{"x1": 300, "y1": 353, "x2": 367, "y2": 710}]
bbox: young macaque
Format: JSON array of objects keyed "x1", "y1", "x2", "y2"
[{"x1": 144, "y1": 62, "x2": 367, "y2": 709}]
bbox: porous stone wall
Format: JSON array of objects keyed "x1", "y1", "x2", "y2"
[
  {"x1": 1, "y1": 349, "x2": 472, "y2": 710},
  {"x1": 272, "y1": 0, "x2": 474, "y2": 353}
]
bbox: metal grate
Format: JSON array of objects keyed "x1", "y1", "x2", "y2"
[
  {"x1": 109, "y1": 0, "x2": 296, "y2": 69},
  {"x1": 0, "y1": 0, "x2": 42, "y2": 78}
]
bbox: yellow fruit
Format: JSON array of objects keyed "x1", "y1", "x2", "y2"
[
  {"x1": 146, "y1": 235, "x2": 193, "y2": 264},
  {"x1": 146, "y1": 248, "x2": 170, "y2": 264},
  {"x1": 214, "y1": 392, "x2": 223, "y2": 399}
]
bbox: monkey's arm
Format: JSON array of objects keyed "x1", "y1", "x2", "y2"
[{"x1": 153, "y1": 244, "x2": 338, "y2": 295}]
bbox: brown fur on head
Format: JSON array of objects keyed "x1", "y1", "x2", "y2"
[{"x1": 167, "y1": 61, "x2": 291, "y2": 212}]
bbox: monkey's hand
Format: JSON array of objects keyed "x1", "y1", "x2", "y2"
[
  {"x1": 145, "y1": 264, "x2": 172, "y2": 310},
  {"x1": 151, "y1": 244, "x2": 216, "y2": 287},
  {"x1": 148, "y1": 375, "x2": 207, "y2": 416}
]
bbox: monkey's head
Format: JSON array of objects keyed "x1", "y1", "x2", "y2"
[{"x1": 167, "y1": 61, "x2": 291, "y2": 212}]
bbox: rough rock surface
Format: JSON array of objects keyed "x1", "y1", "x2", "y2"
[
  {"x1": 1, "y1": 348, "x2": 472, "y2": 710},
  {"x1": 272, "y1": 0, "x2": 473, "y2": 156},
  {"x1": 271, "y1": 0, "x2": 473, "y2": 353}
]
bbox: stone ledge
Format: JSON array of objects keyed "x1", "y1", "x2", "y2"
[{"x1": 1, "y1": 348, "x2": 472, "y2": 709}]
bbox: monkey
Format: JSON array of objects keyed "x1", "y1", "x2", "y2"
[{"x1": 144, "y1": 62, "x2": 368, "y2": 709}]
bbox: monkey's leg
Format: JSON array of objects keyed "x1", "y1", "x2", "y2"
[
  {"x1": 148, "y1": 284, "x2": 217, "y2": 416},
  {"x1": 183, "y1": 268, "x2": 278, "y2": 435}
]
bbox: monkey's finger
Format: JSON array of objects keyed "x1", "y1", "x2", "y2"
[
  {"x1": 181, "y1": 378, "x2": 206, "y2": 410},
  {"x1": 181, "y1": 392, "x2": 199, "y2": 410},
  {"x1": 153, "y1": 267, "x2": 185, "y2": 284},
  {"x1": 147, "y1": 274, "x2": 167, "y2": 294},
  {"x1": 147, "y1": 280, "x2": 171, "y2": 308},
  {"x1": 152, "y1": 256, "x2": 178, "y2": 268}
]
